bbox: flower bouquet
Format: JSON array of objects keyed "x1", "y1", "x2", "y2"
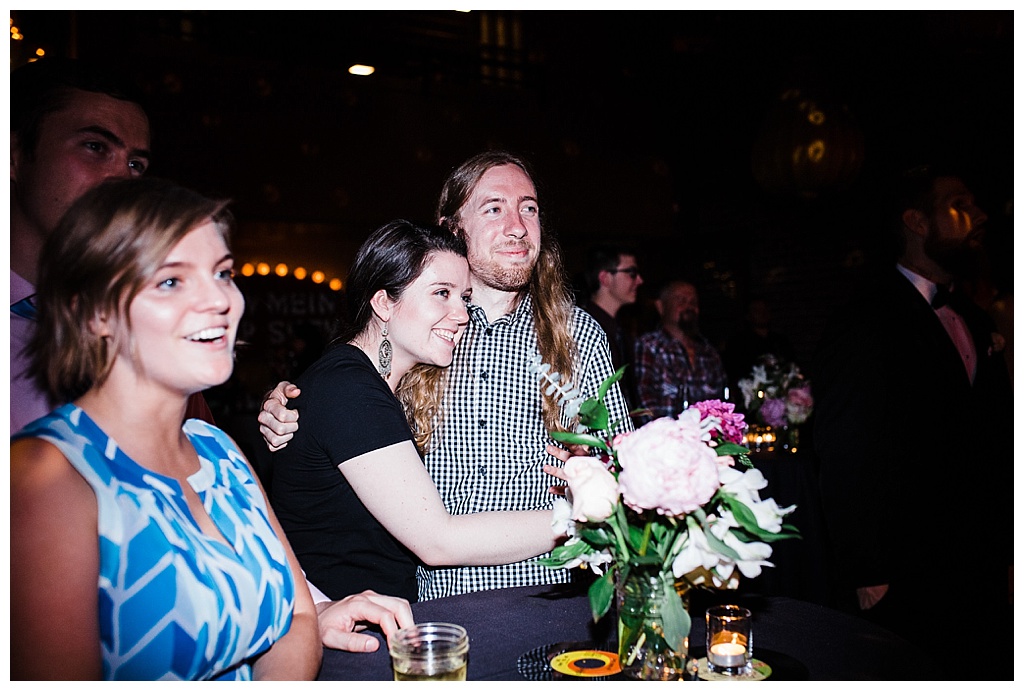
[
  {"x1": 530, "y1": 360, "x2": 798, "y2": 679},
  {"x1": 737, "y1": 354, "x2": 813, "y2": 451}
]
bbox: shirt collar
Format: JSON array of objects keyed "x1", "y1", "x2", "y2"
[
  {"x1": 11, "y1": 269, "x2": 35, "y2": 305},
  {"x1": 896, "y1": 263, "x2": 941, "y2": 305},
  {"x1": 468, "y1": 292, "x2": 532, "y2": 328}
]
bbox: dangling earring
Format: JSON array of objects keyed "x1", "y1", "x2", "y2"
[{"x1": 378, "y1": 322, "x2": 392, "y2": 380}]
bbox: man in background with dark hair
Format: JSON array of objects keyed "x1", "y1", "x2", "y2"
[
  {"x1": 579, "y1": 243, "x2": 643, "y2": 409},
  {"x1": 10, "y1": 58, "x2": 158, "y2": 433},
  {"x1": 812, "y1": 164, "x2": 1012, "y2": 680}
]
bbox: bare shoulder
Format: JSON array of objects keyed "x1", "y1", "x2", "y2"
[{"x1": 10, "y1": 436, "x2": 95, "y2": 514}]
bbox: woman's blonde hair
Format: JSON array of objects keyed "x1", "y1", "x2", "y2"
[
  {"x1": 31, "y1": 177, "x2": 232, "y2": 403},
  {"x1": 436, "y1": 150, "x2": 577, "y2": 433}
]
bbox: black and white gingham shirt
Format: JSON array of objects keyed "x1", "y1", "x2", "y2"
[{"x1": 417, "y1": 293, "x2": 632, "y2": 601}]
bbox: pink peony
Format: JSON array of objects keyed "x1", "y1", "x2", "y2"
[
  {"x1": 693, "y1": 400, "x2": 748, "y2": 444},
  {"x1": 562, "y1": 455, "x2": 620, "y2": 522},
  {"x1": 785, "y1": 385, "x2": 814, "y2": 424},
  {"x1": 760, "y1": 397, "x2": 787, "y2": 427},
  {"x1": 786, "y1": 385, "x2": 813, "y2": 408},
  {"x1": 614, "y1": 417, "x2": 721, "y2": 517}
]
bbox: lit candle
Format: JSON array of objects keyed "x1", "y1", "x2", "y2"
[{"x1": 709, "y1": 632, "x2": 748, "y2": 667}]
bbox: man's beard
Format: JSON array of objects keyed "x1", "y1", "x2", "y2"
[
  {"x1": 678, "y1": 310, "x2": 699, "y2": 336},
  {"x1": 923, "y1": 231, "x2": 985, "y2": 281},
  {"x1": 470, "y1": 243, "x2": 538, "y2": 292}
]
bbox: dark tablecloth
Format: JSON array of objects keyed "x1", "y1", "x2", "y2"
[{"x1": 317, "y1": 582, "x2": 934, "y2": 681}]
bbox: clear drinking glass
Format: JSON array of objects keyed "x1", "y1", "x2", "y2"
[{"x1": 390, "y1": 622, "x2": 469, "y2": 681}]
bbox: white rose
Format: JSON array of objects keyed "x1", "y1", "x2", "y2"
[{"x1": 563, "y1": 455, "x2": 619, "y2": 523}]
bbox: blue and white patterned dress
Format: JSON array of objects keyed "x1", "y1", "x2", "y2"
[{"x1": 15, "y1": 404, "x2": 296, "y2": 680}]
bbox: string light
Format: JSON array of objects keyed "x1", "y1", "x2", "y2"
[{"x1": 239, "y1": 261, "x2": 341, "y2": 290}]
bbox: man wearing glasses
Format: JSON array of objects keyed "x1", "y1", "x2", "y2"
[{"x1": 580, "y1": 243, "x2": 643, "y2": 409}]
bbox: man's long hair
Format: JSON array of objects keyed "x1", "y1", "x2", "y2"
[{"x1": 437, "y1": 151, "x2": 577, "y2": 433}]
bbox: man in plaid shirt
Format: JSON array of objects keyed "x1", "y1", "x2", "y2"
[
  {"x1": 634, "y1": 280, "x2": 727, "y2": 422},
  {"x1": 260, "y1": 151, "x2": 630, "y2": 600}
]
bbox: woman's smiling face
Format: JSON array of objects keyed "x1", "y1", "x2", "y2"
[
  {"x1": 386, "y1": 250, "x2": 472, "y2": 375},
  {"x1": 115, "y1": 220, "x2": 243, "y2": 395}
]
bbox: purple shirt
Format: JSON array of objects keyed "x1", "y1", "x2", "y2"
[{"x1": 10, "y1": 270, "x2": 53, "y2": 434}]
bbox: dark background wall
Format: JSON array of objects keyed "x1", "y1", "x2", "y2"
[{"x1": 9, "y1": 10, "x2": 1014, "y2": 455}]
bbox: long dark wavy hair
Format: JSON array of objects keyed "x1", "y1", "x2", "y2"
[{"x1": 335, "y1": 219, "x2": 467, "y2": 451}]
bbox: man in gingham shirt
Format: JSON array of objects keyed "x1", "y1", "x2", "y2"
[
  {"x1": 417, "y1": 151, "x2": 630, "y2": 599},
  {"x1": 260, "y1": 151, "x2": 630, "y2": 600}
]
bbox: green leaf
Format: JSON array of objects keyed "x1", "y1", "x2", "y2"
[
  {"x1": 719, "y1": 493, "x2": 761, "y2": 533},
  {"x1": 578, "y1": 526, "x2": 616, "y2": 547},
  {"x1": 691, "y1": 515, "x2": 742, "y2": 562},
  {"x1": 537, "y1": 539, "x2": 594, "y2": 567},
  {"x1": 578, "y1": 399, "x2": 609, "y2": 432},
  {"x1": 659, "y1": 578, "x2": 691, "y2": 652},
  {"x1": 589, "y1": 570, "x2": 616, "y2": 620},
  {"x1": 715, "y1": 442, "x2": 748, "y2": 457},
  {"x1": 630, "y1": 553, "x2": 662, "y2": 568},
  {"x1": 602, "y1": 505, "x2": 633, "y2": 558},
  {"x1": 718, "y1": 494, "x2": 801, "y2": 542},
  {"x1": 715, "y1": 442, "x2": 753, "y2": 468},
  {"x1": 598, "y1": 366, "x2": 627, "y2": 399},
  {"x1": 626, "y1": 521, "x2": 646, "y2": 552},
  {"x1": 549, "y1": 431, "x2": 609, "y2": 453}
]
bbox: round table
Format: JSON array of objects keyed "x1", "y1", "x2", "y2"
[{"x1": 317, "y1": 582, "x2": 934, "y2": 681}]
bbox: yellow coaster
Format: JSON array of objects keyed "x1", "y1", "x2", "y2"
[
  {"x1": 549, "y1": 649, "x2": 622, "y2": 677},
  {"x1": 695, "y1": 657, "x2": 772, "y2": 681}
]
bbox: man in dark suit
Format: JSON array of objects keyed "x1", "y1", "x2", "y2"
[{"x1": 813, "y1": 165, "x2": 1012, "y2": 680}]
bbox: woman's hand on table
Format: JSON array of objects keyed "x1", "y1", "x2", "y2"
[{"x1": 316, "y1": 590, "x2": 414, "y2": 653}]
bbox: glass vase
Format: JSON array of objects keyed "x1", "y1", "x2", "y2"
[{"x1": 615, "y1": 568, "x2": 691, "y2": 680}]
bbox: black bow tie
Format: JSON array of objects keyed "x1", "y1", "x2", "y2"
[{"x1": 931, "y1": 285, "x2": 963, "y2": 311}]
